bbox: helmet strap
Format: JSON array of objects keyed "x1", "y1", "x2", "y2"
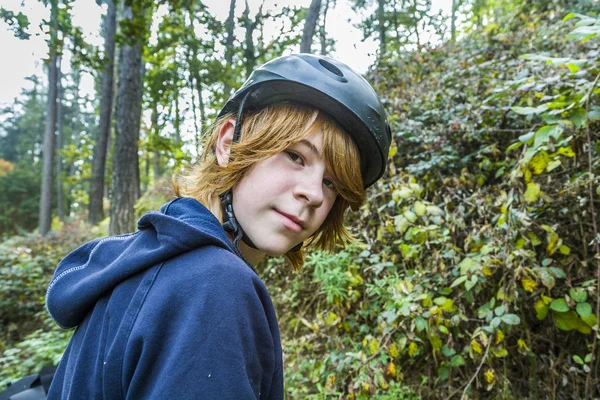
[{"x1": 221, "y1": 91, "x2": 260, "y2": 260}]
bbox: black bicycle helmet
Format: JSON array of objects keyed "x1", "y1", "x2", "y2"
[{"x1": 219, "y1": 53, "x2": 392, "y2": 189}]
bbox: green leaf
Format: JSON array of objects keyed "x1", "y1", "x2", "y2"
[
  {"x1": 569, "y1": 108, "x2": 587, "y2": 127},
  {"x1": 490, "y1": 317, "x2": 500, "y2": 328},
  {"x1": 501, "y1": 313, "x2": 520, "y2": 325},
  {"x1": 415, "y1": 316, "x2": 427, "y2": 332},
  {"x1": 439, "y1": 325, "x2": 449, "y2": 335},
  {"x1": 442, "y1": 345, "x2": 456, "y2": 357},
  {"x1": 451, "y1": 275, "x2": 468, "y2": 288},
  {"x1": 494, "y1": 305, "x2": 506, "y2": 316},
  {"x1": 518, "y1": 131, "x2": 535, "y2": 143},
  {"x1": 414, "y1": 201, "x2": 426, "y2": 216},
  {"x1": 511, "y1": 104, "x2": 548, "y2": 115},
  {"x1": 465, "y1": 275, "x2": 478, "y2": 291},
  {"x1": 576, "y1": 302, "x2": 592, "y2": 318},
  {"x1": 563, "y1": 12, "x2": 576, "y2": 22},
  {"x1": 569, "y1": 288, "x2": 587, "y2": 303},
  {"x1": 438, "y1": 366, "x2": 449, "y2": 380},
  {"x1": 540, "y1": 269, "x2": 556, "y2": 289},
  {"x1": 534, "y1": 125, "x2": 564, "y2": 149},
  {"x1": 549, "y1": 267, "x2": 567, "y2": 279},
  {"x1": 573, "y1": 355, "x2": 584, "y2": 365},
  {"x1": 506, "y1": 141, "x2": 524, "y2": 153},
  {"x1": 567, "y1": 63, "x2": 580, "y2": 73},
  {"x1": 524, "y1": 182, "x2": 541, "y2": 203},
  {"x1": 493, "y1": 348, "x2": 508, "y2": 357},
  {"x1": 459, "y1": 257, "x2": 479, "y2": 275},
  {"x1": 554, "y1": 310, "x2": 580, "y2": 331},
  {"x1": 581, "y1": 313, "x2": 597, "y2": 328},
  {"x1": 450, "y1": 354, "x2": 465, "y2": 367},
  {"x1": 550, "y1": 298, "x2": 569, "y2": 312},
  {"x1": 535, "y1": 300, "x2": 549, "y2": 320}
]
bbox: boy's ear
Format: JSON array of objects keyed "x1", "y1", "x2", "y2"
[{"x1": 215, "y1": 119, "x2": 235, "y2": 167}]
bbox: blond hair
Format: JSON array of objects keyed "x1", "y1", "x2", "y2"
[{"x1": 173, "y1": 103, "x2": 365, "y2": 270}]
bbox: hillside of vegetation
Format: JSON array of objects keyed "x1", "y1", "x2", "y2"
[
  {"x1": 1, "y1": 4, "x2": 599, "y2": 400},
  {"x1": 264, "y1": 7, "x2": 600, "y2": 399}
]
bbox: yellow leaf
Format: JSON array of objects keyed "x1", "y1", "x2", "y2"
[
  {"x1": 482, "y1": 265, "x2": 493, "y2": 277},
  {"x1": 429, "y1": 335, "x2": 442, "y2": 351},
  {"x1": 484, "y1": 370, "x2": 495, "y2": 384},
  {"x1": 388, "y1": 145, "x2": 398, "y2": 158},
  {"x1": 529, "y1": 151, "x2": 549, "y2": 175},
  {"x1": 542, "y1": 295, "x2": 552, "y2": 305},
  {"x1": 559, "y1": 245, "x2": 571, "y2": 255},
  {"x1": 535, "y1": 299, "x2": 549, "y2": 320},
  {"x1": 385, "y1": 362, "x2": 397, "y2": 378},
  {"x1": 408, "y1": 342, "x2": 418, "y2": 357},
  {"x1": 547, "y1": 232, "x2": 560, "y2": 255},
  {"x1": 369, "y1": 339, "x2": 379, "y2": 355},
  {"x1": 441, "y1": 298, "x2": 455, "y2": 312},
  {"x1": 558, "y1": 146, "x2": 575, "y2": 157},
  {"x1": 523, "y1": 166, "x2": 532, "y2": 183},
  {"x1": 521, "y1": 277, "x2": 537, "y2": 292},
  {"x1": 528, "y1": 231, "x2": 542, "y2": 246},
  {"x1": 414, "y1": 201, "x2": 426, "y2": 216},
  {"x1": 389, "y1": 343, "x2": 399, "y2": 358},
  {"x1": 495, "y1": 330, "x2": 505, "y2": 345},
  {"x1": 471, "y1": 340, "x2": 483, "y2": 354},
  {"x1": 518, "y1": 339, "x2": 530, "y2": 351},
  {"x1": 524, "y1": 182, "x2": 541, "y2": 203},
  {"x1": 515, "y1": 237, "x2": 526, "y2": 249}
]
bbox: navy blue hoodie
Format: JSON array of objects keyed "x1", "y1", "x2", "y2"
[{"x1": 46, "y1": 197, "x2": 284, "y2": 399}]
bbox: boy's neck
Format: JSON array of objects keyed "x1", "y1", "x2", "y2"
[{"x1": 228, "y1": 235, "x2": 265, "y2": 267}]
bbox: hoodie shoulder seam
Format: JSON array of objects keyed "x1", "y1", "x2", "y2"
[{"x1": 45, "y1": 232, "x2": 140, "y2": 323}]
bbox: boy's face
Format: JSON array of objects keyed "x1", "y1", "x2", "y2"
[{"x1": 231, "y1": 129, "x2": 338, "y2": 258}]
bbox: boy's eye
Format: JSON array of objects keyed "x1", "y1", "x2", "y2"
[
  {"x1": 323, "y1": 178, "x2": 336, "y2": 191},
  {"x1": 286, "y1": 151, "x2": 304, "y2": 165}
]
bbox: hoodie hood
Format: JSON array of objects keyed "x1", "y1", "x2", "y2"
[{"x1": 46, "y1": 198, "x2": 235, "y2": 329}]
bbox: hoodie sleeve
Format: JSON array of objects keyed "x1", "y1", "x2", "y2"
[{"x1": 121, "y1": 247, "x2": 283, "y2": 400}]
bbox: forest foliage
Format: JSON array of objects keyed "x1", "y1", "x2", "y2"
[{"x1": 1, "y1": 0, "x2": 599, "y2": 398}]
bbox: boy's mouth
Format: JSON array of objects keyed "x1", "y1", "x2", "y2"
[{"x1": 275, "y1": 209, "x2": 305, "y2": 231}]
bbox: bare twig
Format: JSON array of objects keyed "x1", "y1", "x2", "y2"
[
  {"x1": 461, "y1": 339, "x2": 492, "y2": 399},
  {"x1": 584, "y1": 71, "x2": 600, "y2": 399}
]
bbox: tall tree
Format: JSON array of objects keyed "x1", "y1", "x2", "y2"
[
  {"x1": 109, "y1": 0, "x2": 146, "y2": 235},
  {"x1": 39, "y1": 0, "x2": 60, "y2": 236},
  {"x1": 300, "y1": 0, "x2": 321, "y2": 53},
  {"x1": 89, "y1": 0, "x2": 117, "y2": 226},
  {"x1": 376, "y1": 0, "x2": 385, "y2": 57},
  {"x1": 55, "y1": 56, "x2": 65, "y2": 222},
  {"x1": 319, "y1": 0, "x2": 331, "y2": 55},
  {"x1": 223, "y1": 0, "x2": 236, "y2": 96}
]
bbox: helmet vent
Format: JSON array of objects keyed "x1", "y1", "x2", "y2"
[{"x1": 319, "y1": 59, "x2": 344, "y2": 78}]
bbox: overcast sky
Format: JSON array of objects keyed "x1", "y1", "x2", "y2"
[{"x1": 0, "y1": 0, "x2": 451, "y2": 107}]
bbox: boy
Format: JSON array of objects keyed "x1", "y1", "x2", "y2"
[{"x1": 45, "y1": 54, "x2": 391, "y2": 399}]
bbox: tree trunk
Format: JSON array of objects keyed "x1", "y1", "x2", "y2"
[
  {"x1": 39, "y1": 0, "x2": 59, "y2": 236},
  {"x1": 243, "y1": 0, "x2": 257, "y2": 77},
  {"x1": 300, "y1": 0, "x2": 321, "y2": 53},
  {"x1": 319, "y1": 0, "x2": 329, "y2": 55},
  {"x1": 451, "y1": 0, "x2": 458, "y2": 43},
  {"x1": 377, "y1": 0, "x2": 386, "y2": 58},
  {"x1": 56, "y1": 56, "x2": 64, "y2": 222},
  {"x1": 151, "y1": 103, "x2": 160, "y2": 183},
  {"x1": 110, "y1": 2, "x2": 144, "y2": 235},
  {"x1": 223, "y1": 0, "x2": 236, "y2": 96},
  {"x1": 90, "y1": 0, "x2": 117, "y2": 225}
]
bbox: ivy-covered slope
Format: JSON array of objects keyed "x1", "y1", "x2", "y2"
[{"x1": 267, "y1": 9, "x2": 600, "y2": 400}]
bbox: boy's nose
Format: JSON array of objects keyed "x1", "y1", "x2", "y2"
[{"x1": 294, "y1": 174, "x2": 324, "y2": 208}]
